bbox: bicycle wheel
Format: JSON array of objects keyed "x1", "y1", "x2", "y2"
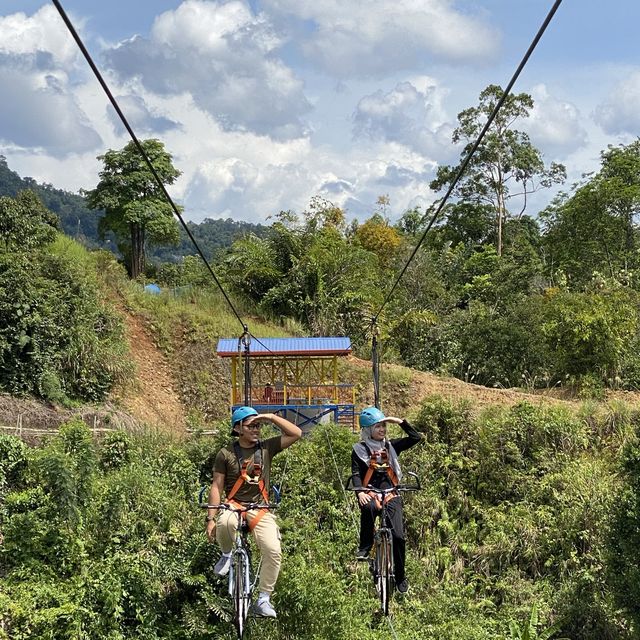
[
  {"x1": 375, "y1": 532, "x2": 394, "y2": 616},
  {"x1": 233, "y1": 551, "x2": 251, "y2": 639}
]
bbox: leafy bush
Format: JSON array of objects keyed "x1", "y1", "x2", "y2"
[
  {"x1": 0, "y1": 236, "x2": 131, "y2": 402},
  {"x1": 0, "y1": 403, "x2": 637, "y2": 639}
]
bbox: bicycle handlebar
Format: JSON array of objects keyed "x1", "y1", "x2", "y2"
[
  {"x1": 344, "y1": 471, "x2": 421, "y2": 493},
  {"x1": 201, "y1": 503, "x2": 277, "y2": 512}
]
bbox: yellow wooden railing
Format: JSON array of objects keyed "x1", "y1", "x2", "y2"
[{"x1": 231, "y1": 383, "x2": 355, "y2": 406}]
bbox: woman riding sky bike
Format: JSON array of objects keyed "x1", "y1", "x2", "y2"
[
  {"x1": 351, "y1": 406, "x2": 423, "y2": 594},
  {"x1": 206, "y1": 407, "x2": 302, "y2": 618}
]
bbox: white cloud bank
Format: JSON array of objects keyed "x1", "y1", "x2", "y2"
[
  {"x1": 0, "y1": 6, "x2": 102, "y2": 156},
  {"x1": 525, "y1": 84, "x2": 588, "y2": 159},
  {"x1": 352, "y1": 77, "x2": 453, "y2": 157},
  {"x1": 263, "y1": 0, "x2": 500, "y2": 76},
  {"x1": 594, "y1": 70, "x2": 640, "y2": 136},
  {"x1": 0, "y1": 2, "x2": 620, "y2": 226},
  {"x1": 104, "y1": 0, "x2": 311, "y2": 140}
]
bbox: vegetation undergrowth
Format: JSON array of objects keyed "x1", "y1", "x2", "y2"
[
  {"x1": 2, "y1": 396, "x2": 640, "y2": 639},
  {"x1": 0, "y1": 205, "x2": 132, "y2": 405}
]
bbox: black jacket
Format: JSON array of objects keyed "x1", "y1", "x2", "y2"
[{"x1": 351, "y1": 420, "x2": 422, "y2": 491}]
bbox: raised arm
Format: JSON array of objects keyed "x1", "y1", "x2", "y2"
[
  {"x1": 245, "y1": 412, "x2": 302, "y2": 450},
  {"x1": 384, "y1": 417, "x2": 423, "y2": 454}
]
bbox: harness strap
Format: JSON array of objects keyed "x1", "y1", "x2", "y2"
[
  {"x1": 362, "y1": 442, "x2": 399, "y2": 488},
  {"x1": 365, "y1": 490, "x2": 398, "y2": 509},
  {"x1": 226, "y1": 441, "x2": 270, "y2": 532}
]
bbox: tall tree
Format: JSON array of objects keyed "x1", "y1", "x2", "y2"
[
  {"x1": 542, "y1": 141, "x2": 640, "y2": 286},
  {"x1": 85, "y1": 139, "x2": 181, "y2": 278},
  {"x1": 430, "y1": 84, "x2": 565, "y2": 255}
]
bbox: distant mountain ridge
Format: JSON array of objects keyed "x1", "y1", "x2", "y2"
[{"x1": 0, "y1": 155, "x2": 267, "y2": 261}]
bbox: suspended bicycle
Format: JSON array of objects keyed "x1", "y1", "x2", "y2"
[
  {"x1": 347, "y1": 472, "x2": 420, "y2": 615},
  {"x1": 203, "y1": 501, "x2": 277, "y2": 639}
]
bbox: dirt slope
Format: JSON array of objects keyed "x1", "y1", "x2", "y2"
[
  {"x1": 346, "y1": 356, "x2": 572, "y2": 417},
  {"x1": 112, "y1": 309, "x2": 187, "y2": 433},
  {"x1": 6, "y1": 301, "x2": 640, "y2": 439},
  {"x1": 347, "y1": 355, "x2": 640, "y2": 417}
]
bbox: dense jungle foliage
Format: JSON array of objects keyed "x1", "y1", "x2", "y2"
[
  {"x1": 2, "y1": 399, "x2": 640, "y2": 639},
  {"x1": 0, "y1": 191, "x2": 131, "y2": 404},
  {"x1": 200, "y1": 138, "x2": 640, "y2": 395}
]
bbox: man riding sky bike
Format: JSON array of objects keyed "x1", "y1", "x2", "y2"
[
  {"x1": 351, "y1": 407, "x2": 423, "y2": 594},
  {"x1": 206, "y1": 407, "x2": 302, "y2": 618}
]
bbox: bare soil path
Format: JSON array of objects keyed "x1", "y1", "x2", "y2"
[{"x1": 112, "y1": 308, "x2": 187, "y2": 433}]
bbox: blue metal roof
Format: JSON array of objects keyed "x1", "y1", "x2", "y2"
[{"x1": 216, "y1": 336, "x2": 351, "y2": 357}]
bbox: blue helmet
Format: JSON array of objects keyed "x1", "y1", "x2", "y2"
[
  {"x1": 359, "y1": 406, "x2": 385, "y2": 429},
  {"x1": 231, "y1": 406, "x2": 258, "y2": 436}
]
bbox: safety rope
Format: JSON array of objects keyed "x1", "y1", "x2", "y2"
[
  {"x1": 322, "y1": 424, "x2": 359, "y2": 530},
  {"x1": 386, "y1": 615, "x2": 401, "y2": 640}
]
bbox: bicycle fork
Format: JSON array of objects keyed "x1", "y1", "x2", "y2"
[
  {"x1": 229, "y1": 552, "x2": 253, "y2": 596},
  {"x1": 229, "y1": 549, "x2": 251, "y2": 597}
]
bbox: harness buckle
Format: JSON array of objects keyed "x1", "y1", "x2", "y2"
[
  {"x1": 371, "y1": 449, "x2": 390, "y2": 470},
  {"x1": 245, "y1": 462, "x2": 262, "y2": 484}
]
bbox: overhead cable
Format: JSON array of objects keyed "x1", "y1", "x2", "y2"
[
  {"x1": 371, "y1": 0, "x2": 564, "y2": 325},
  {"x1": 51, "y1": 0, "x2": 248, "y2": 331}
]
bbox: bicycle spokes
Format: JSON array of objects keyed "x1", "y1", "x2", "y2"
[
  {"x1": 373, "y1": 532, "x2": 394, "y2": 616},
  {"x1": 233, "y1": 551, "x2": 251, "y2": 639}
]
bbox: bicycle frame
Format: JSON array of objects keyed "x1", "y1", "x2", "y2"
[
  {"x1": 204, "y1": 502, "x2": 275, "y2": 639},
  {"x1": 346, "y1": 472, "x2": 420, "y2": 616},
  {"x1": 371, "y1": 490, "x2": 396, "y2": 615}
]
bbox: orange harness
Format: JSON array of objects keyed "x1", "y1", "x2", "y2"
[
  {"x1": 362, "y1": 446, "x2": 399, "y2": 508},
  {"x1": 226, "y1": 442, "x2": 270, "y2": 531}
]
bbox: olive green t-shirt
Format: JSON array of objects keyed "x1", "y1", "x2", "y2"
[{"x1": 214, "y1": 436, "x2": 283, "y2": 503}]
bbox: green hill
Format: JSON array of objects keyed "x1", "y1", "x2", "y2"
[{"x1": 0, "y1": 155, "x2": 267, "y2": 262}]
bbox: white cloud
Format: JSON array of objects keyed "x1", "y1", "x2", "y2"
[
  {"x1": 0, "y1": 63, "x2": 101, "y2": 157},
  {"x1": 0, "y1": 6, "x2": 102, "y2": 157},
  {"x1": 263, "y1": 0, "x2": 499, "y2": 77},
  {"x1": 181, "y1": 128, "x2": 436, "y2": 223},
  {"x1": 104, "y1": 0, "x2": 311, "y2": 139},
  {"x1": 594, "y1": 70, "x2": 640, "y2": 136},
  {"x1": 352, "y1": 78, "x2": 452, "y2": 156},
  {"x1": 524, "y1": 84, "x2": 588, "y2": 159},
  {"x1": 107, "y1": 95, "x2": 180, "y2": 135},
  {"x1": 0, "y1": 5, "x2": 79, "y2": 66}
]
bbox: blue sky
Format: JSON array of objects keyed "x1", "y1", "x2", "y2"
[{"x1": 1, "y1": 1, "x2": 639, "y2": 224}]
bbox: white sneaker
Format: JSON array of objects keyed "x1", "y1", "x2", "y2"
[
  {"x1": 214, "y1": 554, "x2": 231, "y2": 576},
  {"x1": 252, "y1": 598, "x2": 277, "y2": 618}
]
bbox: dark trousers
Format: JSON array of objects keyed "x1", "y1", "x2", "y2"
[{"x1": 359, "y1": 497, "x2": 406, "y2": 582}]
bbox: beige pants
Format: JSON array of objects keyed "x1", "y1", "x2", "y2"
[{"x1": 216, "y1": 509, "x2": 282, "y2": 595}]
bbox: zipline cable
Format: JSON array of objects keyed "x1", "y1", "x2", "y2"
[
  {"x1": 371, "y1": 0, "x2": 564, "y2": 326},
  {"x1": 371, "y1": 323, "x2": 381, "y2": 409},
  {"x1": 51, "y1": 0, "x2": 247, "y2": 331}
]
